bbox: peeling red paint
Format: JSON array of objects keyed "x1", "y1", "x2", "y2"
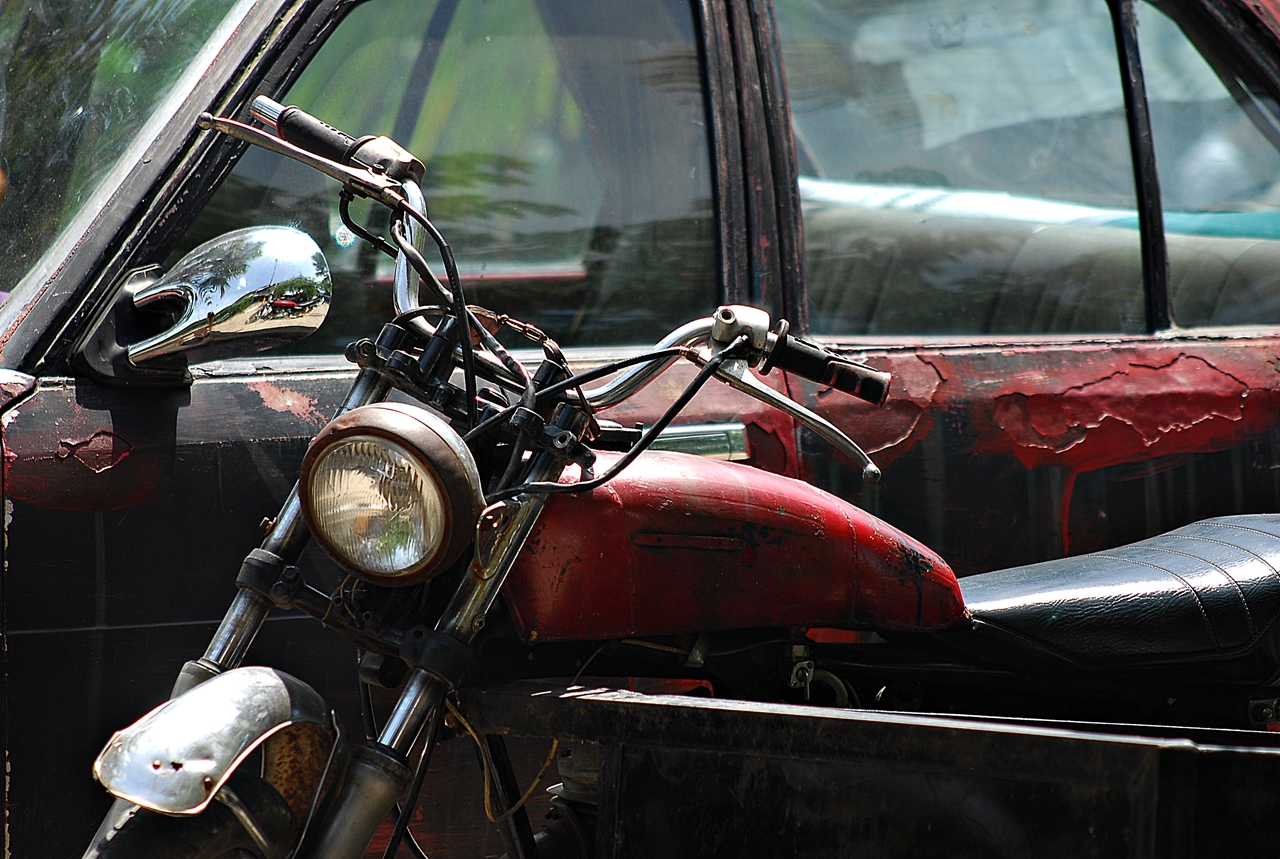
[
  {"x1": 1242, "y1": 0, "x2": 1280, "y2": 42},
  {"x1": 55, "y1": 431, "x2": 133, "y2": 473},
  {"x1": 802, "y1": 337, "x2": 1280, "y2": 559},
  {"x1": 247, "y1": 381, "x2": 326, "y2": 426},
  {"x1": 807, "y1": 353, "x2": 943, "y2": 467},
  {"x1": 3, "y1": 390, "x2": 165, "y2": 511},
  {"x1": 0, "y1": 379, "x2": 33, "y2": 405},
  {"x1": 989, "y1": 354, "x2": 1248, "y2": 465},
  {"x1": 973, "y1": 352, "x2": 1264, "y2": 552}
]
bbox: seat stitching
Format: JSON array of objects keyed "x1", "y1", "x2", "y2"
[
  {"x1": 1103, "y1": 555, "x2": 1221, "y2": 649},
  {"x1": 1165, "y1": 534, "x2": 1280, "y2": 633},
  {"x1": 1168, "y1": 535, "x2": 1280, "y2": 584},
  {"x1": 1200, "y1": 521, "x2": 1280, "y2": 541},
  {"x1": 1127, "y1": 545, "x2": 1254, "y2": 638}
]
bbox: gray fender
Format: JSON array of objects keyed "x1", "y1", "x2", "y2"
[{"x1": 93, "y1": 667, "x2": 335, "y2": 818}]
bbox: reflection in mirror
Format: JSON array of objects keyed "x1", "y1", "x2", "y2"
[{"x1": 128, "y1": 226, "x2": 330, "y2": 364}]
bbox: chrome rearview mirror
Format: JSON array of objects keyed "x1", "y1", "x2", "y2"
[{"x1": 128, "y1": 226, "x2": 331, "y2": 365}]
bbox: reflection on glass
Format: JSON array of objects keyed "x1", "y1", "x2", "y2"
[
  {"x1": 1138, "y1": 2, "x2": 1280, "y2": 327},
  {"x1": 0, "y1": 0, "x2": 241, "y2": 295},
  {"x1": 174, "y1": 0, "x2": 717, "y2": 352},
  {"x1": 777, "y1": 0, "x2": 1146, "y2": 336}
]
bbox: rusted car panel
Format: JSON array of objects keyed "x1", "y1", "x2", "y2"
[{"x1": 795, "y1": 336, "x2": 1280, "y2": 575}]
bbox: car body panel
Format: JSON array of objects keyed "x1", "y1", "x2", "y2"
[{"x1": 796, "y1": 334, "x2": 1280, "y2": 575}]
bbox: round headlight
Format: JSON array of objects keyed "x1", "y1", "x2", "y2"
[{"x1": 299, "y1": 403, "x2": 483, "y2": 586}]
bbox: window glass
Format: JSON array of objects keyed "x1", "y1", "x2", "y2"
[
  {"x1": 776, "y1": 0, "x2": 1146, "y2": 336},
  {"x1": 175, "y1": 0, "x2": 716, "y2": 352},
  {"x1": 1138, "y1": 2, "x2": 1280, "y2": 327},
  {"x1": 0, "y1": 0, "x2": 243, "y2": 298}
]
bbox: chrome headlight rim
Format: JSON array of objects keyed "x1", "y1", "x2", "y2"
[{"x1": 299, "y1": 403, "x2": 483, "y2": 586}]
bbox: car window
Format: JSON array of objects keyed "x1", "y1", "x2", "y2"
[
  {"x1": 0, "y1": 0, "x2": 244, "y2": 299},
  {"x1": 1137, "y1": 1, "x2": 1280, "y2": 327},
  {"x1": 174, "y1": 0, "x2": 717, "y2": 352},
  {"x1": 775, "y1": 0, "x2": 1147, "y2": 336}
]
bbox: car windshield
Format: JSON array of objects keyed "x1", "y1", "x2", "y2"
[{"x1": 0, "y1": 0, "x2": 248, "y2": 300}]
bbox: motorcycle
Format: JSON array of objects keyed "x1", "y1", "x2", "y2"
[{"x1": 82, "y1": 94, "x2": 1280, "y2": 859}]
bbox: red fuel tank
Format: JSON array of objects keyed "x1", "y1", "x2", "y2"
[{"x1": 504, "y1": 451, "x2": 967, "y2": 642}]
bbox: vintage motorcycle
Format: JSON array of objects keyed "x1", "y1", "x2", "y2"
[{"x1": 83, "y1": 96, "x2": 1280, "y2": 859}]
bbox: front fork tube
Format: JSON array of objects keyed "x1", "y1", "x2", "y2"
[
  {"x1": 173, "y1": 367, "x2": 393, "y2": 697},
  {"x1": 308, "y1": 417, "x2": 581, "y2": 859}
]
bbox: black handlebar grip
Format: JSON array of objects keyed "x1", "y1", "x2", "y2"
[
  {"x1": 770, "y1": 334, "x2": 891, "y2": 406},
  {"x1": 275, "y1": 105, "x2": 358, "y2": 165}
]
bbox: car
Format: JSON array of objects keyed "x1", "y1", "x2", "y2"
[{"x1": 6, "y1": 0, "x2": 1280, "y2": 854}]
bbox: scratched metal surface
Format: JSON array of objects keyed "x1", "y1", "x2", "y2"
[{"x1": 799, "y1": 334, "x2": 1280, "y2": 575}]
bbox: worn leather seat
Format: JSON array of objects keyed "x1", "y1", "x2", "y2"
[{"x1": 949, "y1": 515, "x2": 1280, "y2": 684}]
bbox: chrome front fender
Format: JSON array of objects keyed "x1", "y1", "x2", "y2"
[{"x1": 93, "y1": 667, "x2": 333, "y2": 817}]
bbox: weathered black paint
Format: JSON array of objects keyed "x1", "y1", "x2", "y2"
[{"x1": 460, "y1": 682, "x2": 1280, "y2": 858}]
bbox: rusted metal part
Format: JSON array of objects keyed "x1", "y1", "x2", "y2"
[
  {"x1": 3, "y1": 368, "x2": 353, "y2": 512},
  {"x1": 503, "y1": 449, "x2": 965, "y2": 642},
  {"x1": 797, "y1": 336, "x2": 1280, "y2": 568},
  {"x1": 0, "y1": 369, "x2": 34, "y2": 409},
  {"x1": 261, "y1": 722, "x2": 338, "y2": 824},
  {"x1": 1233, "y1": 0, "x2": 1280, "y2": 44}
]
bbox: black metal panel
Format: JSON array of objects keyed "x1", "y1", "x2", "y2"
[
  {"x1": 612, "y1": 744, "x2": 1151, "y2": 858},
  {"x1": 2, "y1": 359, "x2": 366, "y2": 857},
  {"x1": 5, "y1": 617, "x2": 359, "y2": 856},
  {"x1": 459, "y1": 682, "x2": 1280, "y2": 858}
]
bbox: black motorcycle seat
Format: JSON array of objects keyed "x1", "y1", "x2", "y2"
[{"x1": 953, "y1": 515, "x2": 1280, "y2": 680}]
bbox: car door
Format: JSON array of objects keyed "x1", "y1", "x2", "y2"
[
  {"x1": 0, "y1": 1, "x2": 795, "y2": 856},
  {"x1": 768, "y1": 0, "x2": 1280, "y2": 575}
]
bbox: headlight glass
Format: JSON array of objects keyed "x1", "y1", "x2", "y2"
[{"x1": 307, "y1": 435, "x2": 447, "y2": 577}]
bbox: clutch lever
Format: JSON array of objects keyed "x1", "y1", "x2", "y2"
[
  {"x1": 689, "y1": 347, "x2": 881, "y2": 484},
  {"x1": 196, "y1": 113, "x2": 409, "y2": 210}
]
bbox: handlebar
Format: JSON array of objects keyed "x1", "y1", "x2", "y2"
[
  {"x1": 252, "y1": 96, "x2": 361, "y2": 165},
  {"x1": 581, "y1": 318, "x2": 714, "y2": 409},
  {"x1": 766, "y1": 333, "x2": 890, "y2": 406}
]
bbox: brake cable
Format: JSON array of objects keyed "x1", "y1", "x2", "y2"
[{"x1": 485, "y1": 334, "x2": 749, "y2": 503}]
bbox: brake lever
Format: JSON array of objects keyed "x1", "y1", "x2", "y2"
[
  {"x1": 690, "y1": 347, "x2": 881, "y2": 484},
  {"x1": 196, "y1": 113, "x2": 408, "y2": 210}
]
